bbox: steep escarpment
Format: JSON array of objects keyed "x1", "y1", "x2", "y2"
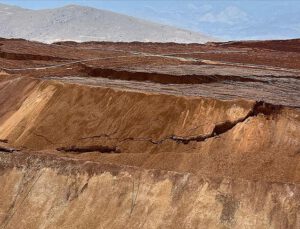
[
  {"x1": 0, "y1": 152, "x2": 299, "y2": 229},
  {"x1": 0, "y1": 77, "x2": 254, "y2": 150},
  {"x1": 0, "y1": 77, "x2": 299, "y2": 185}
]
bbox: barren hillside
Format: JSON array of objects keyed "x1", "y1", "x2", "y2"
[
  {"x1": 0, "y1": 38, "x2": 299, "y2": 228},
  {"x1": 0, "y1": 4, "x2": 215, "y2": 43}
]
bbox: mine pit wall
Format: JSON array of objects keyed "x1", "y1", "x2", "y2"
[
  {"x1": 0, "y1": 77, "x2": 39, "y2": 125},
  {"x1": 0, "y1": 76, "x2": 255, "y2": 151},
  {"x1": 0, "y1": 152, "x2": 299, "y2": 229},
  {"x1": 0, "y1": 77, "x2": 300, "y2": 183}
]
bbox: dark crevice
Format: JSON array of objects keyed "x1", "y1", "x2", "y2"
[
  {"x1": 0, "y1": 146, "x2": 18, "y2": 153},
  {"x1": 159, "y1": 101, "x2": 282, "y2": 144},
  {"x1": 79, "y1": 134, "x2": 110, "y2": 140},
  {"x1": 57, "y1": 145, "x2": 121, "y2": 154},
  {"x1": 0, "y1": 139, "x2": 8, "y2": 144},
  {"x1": 26, "y1": 101, "x2": 282, "y2": 151},
  {"x1": 74, "y1": 101, "x2": 282, "y2": 147},
  {"x1": 30, "y1": 131, "x2": 55, "y2": 145}
]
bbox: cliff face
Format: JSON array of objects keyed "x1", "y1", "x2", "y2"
[
  {"x1": 0, "y1": 152, "x2": 299, "y2": 229},
  {"x1": 0, "y1": 38, "x2": 300, "y2": 228}
]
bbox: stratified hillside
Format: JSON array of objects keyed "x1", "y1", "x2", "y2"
[
  {"x1": 0, "y1": 38, "x2": 299, "y2": 228},
  {"x1": 0, "y1": 4, "x2": 215, "y2": 43}
]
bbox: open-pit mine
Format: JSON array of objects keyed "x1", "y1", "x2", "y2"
[{"x1": 0, "y1": 38, "x2": 299, "y2": 228}]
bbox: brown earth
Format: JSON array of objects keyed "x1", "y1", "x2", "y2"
[{"x1": 0, "y1": 38, "x2": 300, "y2": 228}]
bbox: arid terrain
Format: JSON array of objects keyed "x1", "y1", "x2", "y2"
[
  {"x1": 0, "y1": 4, "x2": 214, "y2": 43},
  {"x1": 0, "y1": 38, "x2": 300, "y2": 228}
]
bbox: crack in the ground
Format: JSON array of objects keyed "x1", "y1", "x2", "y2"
[
  {"x1": 0, "y1": 139, "x2": 8, "y2": 144},
  {"x1": 30, "y1": 131, "x2": 55, "y2": 145},
  {"x1": 151, "y1": 101, "x2": 282, "y2": 145},
  {"x1": 0, "y1": 146, "x2": 19, "y2": 153},
  {"x1": 75, "y1": 101, "x2": 282, "y2": 146},
  {"x1": 21, "y1": 101, "x2": 281, "y2": 153},
  {"x1": 57, "y1": 145, "x2": 121, "y2": 154}
]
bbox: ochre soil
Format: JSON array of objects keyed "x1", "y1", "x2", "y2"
[{"x1": 0, "y1": 38, "x2": 299, "y2": 228}]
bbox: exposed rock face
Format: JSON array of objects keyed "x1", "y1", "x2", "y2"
[
  {"x1": 0, "y1": 152, "x2": 299, "y2": 229},
  {"x1": 0, "y1": 38, "x2": 299, "y2": 228}
]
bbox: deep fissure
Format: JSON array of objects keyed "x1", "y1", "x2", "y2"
[
  {"x1": 162, "y1": 101, "x2": 282, "y2": 144},
  {"x1": 69, "y1": 101, "x2": 283, "y2": 148},
  {"x1": 57, "y1": 145, "x2": 121, "y2": 154},
  {"x1": 0, "y1": 146, "x2": 18, "y2": 153}
]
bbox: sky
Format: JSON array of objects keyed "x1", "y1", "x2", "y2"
[{"x1": 1, "y1": 0, "x2": 300, "y2": 40}]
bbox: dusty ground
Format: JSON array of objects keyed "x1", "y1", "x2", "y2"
[{"x1": 0, "y1": 38, "x2": 300, "y2": 228}]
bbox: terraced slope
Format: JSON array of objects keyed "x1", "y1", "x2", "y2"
[{"x1": 0, "y1": 38, "x2": 299, "y2": 228}]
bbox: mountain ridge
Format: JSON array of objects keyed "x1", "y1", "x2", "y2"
[{"x1": 0, "y1": 3, "x2": 216, "y2": 44}]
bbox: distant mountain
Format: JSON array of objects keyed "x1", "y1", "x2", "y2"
[{"x1": 0, "y1": 4, "x2": 216, "y2": 43}]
